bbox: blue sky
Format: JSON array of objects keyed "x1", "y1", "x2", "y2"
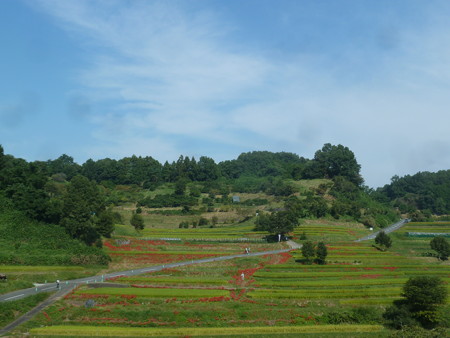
[{"x1": 1, "y1": 0, "x2": 450, "y2": 187}]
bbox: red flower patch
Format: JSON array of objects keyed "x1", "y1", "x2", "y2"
[
  {"x1": 382, "y1": 266, "x2": 399, "y2": 271},
  {"x1": 360, "y1": 274, "x2": 383, "y2": 279}
]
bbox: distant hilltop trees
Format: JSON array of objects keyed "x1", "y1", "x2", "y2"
[
  {"x1": 375, "y1": 170, "x2": 450, "y2": 215},
  {"x1": 36, "y1": 143, "x2": 363, "y2": 187}
]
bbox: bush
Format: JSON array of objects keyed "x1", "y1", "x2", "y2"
[
  {"x1": 323, "y1": 307, "x2": 380, "y2": 324},
  {"x1": 198, "y1": 217, "x2": 209, "y2": 226},
  {"x1": 139, "y1": 194, "x2": 198, "y2": 208}
]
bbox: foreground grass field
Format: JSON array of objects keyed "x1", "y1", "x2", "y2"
[
  {"x1": 30, "y1": 324, "x2": 386, "y2": 337},
  {"x1": 7, "y1": 221, "x2": 450, "y2": 337}
]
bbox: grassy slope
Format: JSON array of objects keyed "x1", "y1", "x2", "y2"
[{"x1": 0, "y1": 204, "x2": 108, "y2": 295}]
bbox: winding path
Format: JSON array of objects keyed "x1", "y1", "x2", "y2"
[{"x1": 354, "y1": 218, "x2": 410, "y2": 242}]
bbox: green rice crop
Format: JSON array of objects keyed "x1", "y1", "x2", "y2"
[
  {"x1": 248, "y1": 287, "x2": 402, "y2": 299},
  {"x1": 254, "y1": 271, "x2": 401, "y2": 279},
  {"x1": 255, "y1": 278, "x2": 410, "y2": 288},
  {"x1": 118, "y1": 276, "x2": 227, "y2": 285},
  {"x1": 30, "y1": 324, "x2": 385, "y2": 336},
  {"x1": 77, "y1": 287, "x2": 229, "y2": 298},
  {"x1": 0, "y1": 265, "x2": 85, "y2": 272}
]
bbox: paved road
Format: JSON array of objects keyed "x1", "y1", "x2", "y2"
[
  {"x1": 0, "y1": 247, "x2": 293, "y2": 304},
  {"x1": 0, "y1": 245, "x2": 295, "y2": 335},
  {"x1": 0, "y1": 285, "x2": 75, "y2": 336},
  {"x1": 354, "y1": 218, "x2": 410, "y2": 242}
]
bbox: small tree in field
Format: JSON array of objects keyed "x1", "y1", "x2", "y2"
[
  {"x1": 374, "y1": 231, "x2": 392, "y2": 251},
  {"x1": 316, "y1": 242, "x2": 328, "y2": 264},
  {"x1": 430, "y1": 236, "x2": 450, "y2": 260},
  {"x1": 130, "y1": 213, "x2": 145, "y2": 231},
  {"x1": 301, "y1": 241, "x2": 315, "y2": 263}
]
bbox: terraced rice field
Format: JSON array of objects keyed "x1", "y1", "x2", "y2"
[
  {"x1": 390, "y1": 221, "x2": 450, "y2": 256},
  {"x1": 249, "y1": 242, "x2": 450, "y2": 305},
  {"x1": 11, "y1": 222, "x2": 450, "y2": 336},
  {"x1": 396, "y1": 221, "x2": 450, "y2": 235},
  {"x1": 103, "y1": 238, "x2": 287, "y2": 271},
  {"x1": 140, "y1": 223, "x2": 267, "y2": 241},
  {"x1": 293, "y1": 221, "x2": 369, "y2": 242}
]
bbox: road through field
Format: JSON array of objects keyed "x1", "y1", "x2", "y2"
[
  {"x1": 354, "y1": 218, "x2": 410, "y2": 242},
  {"x1": 0, "y1": 221, "x2": 404, "y2": 335},
  {"x1": 0, "y1": 244, "x2": 296, "y2": 335}
]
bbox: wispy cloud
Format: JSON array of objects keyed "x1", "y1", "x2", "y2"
[{"x1": 33, "y1": 0, "x2": 450, "y2": 186}]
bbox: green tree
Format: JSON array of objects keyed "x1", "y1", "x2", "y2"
[
  {"x1": 316, "y1": 241, "x2": 328, "y2": 264},
  {"x1": 301, "y1": 241, "x2": 315, "y2": 263},
  {"x1": 374, "y1": 231, "x2": 392, "y2": 251},
  {"x1": 47, "y1": 154, "x2": 80, "y2": 179},
  {"x1": 60, "y1": 175, "x2": 105, "y2": 245},
  {"x1": 306, "y1": 143, "x2": 363, "y2": 185},
  {"x1": 384, "y1": 276, "x2": 448, "y2": 329},
  {"x1": 254, "y1": 210, "x2": 299, "y2": 236},
  {"x1": 130, "y1": 213, "x2": 145, "y2": 231},
  {"x1": 430, "y1": 236, "x2": 450, "y2": 260},
  {"x1": 403, "y1": 276, "x2": 447, "y2": 312},
  {"x1": 174, "y1": 178, "x2": 187, "y2": 195},
  {"x1": 94, "y1": 210, "x2": 115, "y2": 238}
]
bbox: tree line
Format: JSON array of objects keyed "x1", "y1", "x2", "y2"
[
  {"x1": 30, "y1": 143, "x2": 363, "y2": 187},
  {"x1": 375, "y1": 170, "x2": 450, "y2": 216}
]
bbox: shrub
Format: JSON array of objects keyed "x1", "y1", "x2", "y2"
[
  {"x1": 322, "y1": 307, "x2": 380, "y2": 324},
  {"x1": 198, "y1": 217, "x2": 209, "y2": 226}
]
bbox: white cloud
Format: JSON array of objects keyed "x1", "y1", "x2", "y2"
[{"x1": 34, "y1": 0, "x2": 450, "y2": 187}]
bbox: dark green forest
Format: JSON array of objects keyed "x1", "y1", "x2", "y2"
[
  {"x1": 0, "y1": 143, "x2": 448, "y2": 258},
  {"x1": 376, "y1": 170, "x2": 450, "y2": 216}
]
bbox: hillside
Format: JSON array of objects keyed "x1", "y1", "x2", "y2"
[
  {"x1": 376, "y1": 170, "x2": 450, "y2": 218},
  {"x1": 0, "y1": 195, "x2": 109, "y2": 267}
]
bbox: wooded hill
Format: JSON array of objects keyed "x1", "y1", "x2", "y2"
[
  {"x1": 376, "y1": 170, "x2": 450, "y2": 216},
  {"x1": 0, "y1": 143, "x2": 448, "y2": 253}
]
